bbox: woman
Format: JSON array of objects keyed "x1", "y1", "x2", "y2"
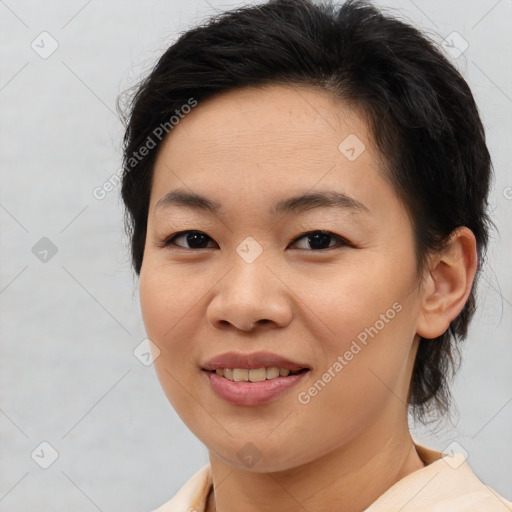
[{"x1": 118, "y1": 0, "x2": 511, "y2": 510}]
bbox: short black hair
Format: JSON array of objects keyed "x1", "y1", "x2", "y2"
[{"x1": 118, "y1": 0, "x2": 493, "y2": 422}]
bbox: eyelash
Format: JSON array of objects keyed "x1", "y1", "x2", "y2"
[{"x1": 159, "y1": 230, "x2": 352, "y2": 252}]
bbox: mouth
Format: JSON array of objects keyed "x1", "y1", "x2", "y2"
[
  {"x1": 201, "y1": 351, "x2": 311, "y2": 405},
  {"x1": 202, "y1": 367, "x2": 311, "y2": 406}
]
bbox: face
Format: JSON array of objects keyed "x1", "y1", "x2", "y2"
[{"x1": 139, "y1": 84, "x2": 425, "y2": 472}]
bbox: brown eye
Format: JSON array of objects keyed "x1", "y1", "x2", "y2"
[
  {"x1": 164, "y1": 230, "x2": 217, "y2": 249},
  {"x1": 289, "y1": 230, "x2": 349, "y2": 251}
]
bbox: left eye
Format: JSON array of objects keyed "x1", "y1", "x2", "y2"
[{"x1": 289, "y1": 230, "x2": 348, "y2": 251}]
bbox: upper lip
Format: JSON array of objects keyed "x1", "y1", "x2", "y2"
[{"x1": 202, "y1": 351, "x2": 310, "y2": 371}]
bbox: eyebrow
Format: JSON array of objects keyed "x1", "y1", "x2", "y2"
[{"x1": 154, "y1": 188, "x2": 370, "y2": 217}]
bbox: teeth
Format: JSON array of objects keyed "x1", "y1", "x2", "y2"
[
  {"x1": 267, "y1": 367, "x2": 280, "y2": 379},
  {"x1": 233, "y1": 369, "x2": 249, "y2": 382},
  {"x1": 214, "y1": 367, "x2": 303, "y2": 381}
]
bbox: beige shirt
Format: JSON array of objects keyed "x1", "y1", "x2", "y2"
[{"x1": 152, "y1": 444, "x2": 512, "y2": 511}]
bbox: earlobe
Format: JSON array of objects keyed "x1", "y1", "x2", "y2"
[{"x1": 416, "y1": 227, "x2": 478, "y2": 340}]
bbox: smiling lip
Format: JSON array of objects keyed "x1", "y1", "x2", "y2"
[
  {"x1": 201, "y1": 351, "x2": 309, "y2": 371},
  {"x1": 201, "y1": 351, "x2": 310, "y2": 406},
  {"x1": 203, "y1": 369, "x2": 309, "y2": 406}
]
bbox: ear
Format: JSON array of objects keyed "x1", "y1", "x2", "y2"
[{"x1": 416, "y1": 227, "x2": 478, "y2": 339}]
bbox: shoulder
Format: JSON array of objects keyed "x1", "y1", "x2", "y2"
[
  {"x1": 150, "y1": 464, "x2": 212, "y2": 512},
  {"x1": 365, "y1": 444, "x2": 512, "y2": 511}
]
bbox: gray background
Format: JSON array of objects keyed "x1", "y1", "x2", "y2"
[{"x1": 0, "y1": 0, "x2": 510, "y2": 510}]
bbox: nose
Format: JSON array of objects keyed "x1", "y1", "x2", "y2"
[{"x1": 206, "y1": 256, "x2": 293, "y2": 332}]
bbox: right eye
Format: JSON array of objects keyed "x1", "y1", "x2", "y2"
[{"x1": 161, "y1": 230, "x2": 218, "y2": 250}]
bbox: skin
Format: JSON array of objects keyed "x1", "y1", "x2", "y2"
[{"x1": 138, "y1": 84, "x2": 477, "y2": 512}]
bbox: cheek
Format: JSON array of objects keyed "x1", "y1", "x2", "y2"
[
  {"x1": 139, "y1": 261, "x2": 201, "y2": 344},
  {"x1": 299, "y1": 258, "x2": 418, "y2": 400},
  {"x1": 138, "y1": 261, "x2": 207, "y2": 405},
  {"x1": 139, "y1": 265, "x2": 207, "y2": 421},
  {"x1": 299, "y1": 259, "x2": 410, "y2": 347}
]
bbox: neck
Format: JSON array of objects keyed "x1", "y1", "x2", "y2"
[{"x1": 206, "y1": 419, "x2": 425, "y2": 512}]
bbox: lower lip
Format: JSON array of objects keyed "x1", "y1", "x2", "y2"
[{"x1": 203, "y1": 370, "x2": 309, "y2": 406}]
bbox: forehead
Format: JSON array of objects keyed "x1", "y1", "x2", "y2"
[
  {"x1": 157, "y1": 84, "x2": 372, "y2": 160},
  {"x1": 149, "y1": 84, "x2": 389, "y2": 216}
]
